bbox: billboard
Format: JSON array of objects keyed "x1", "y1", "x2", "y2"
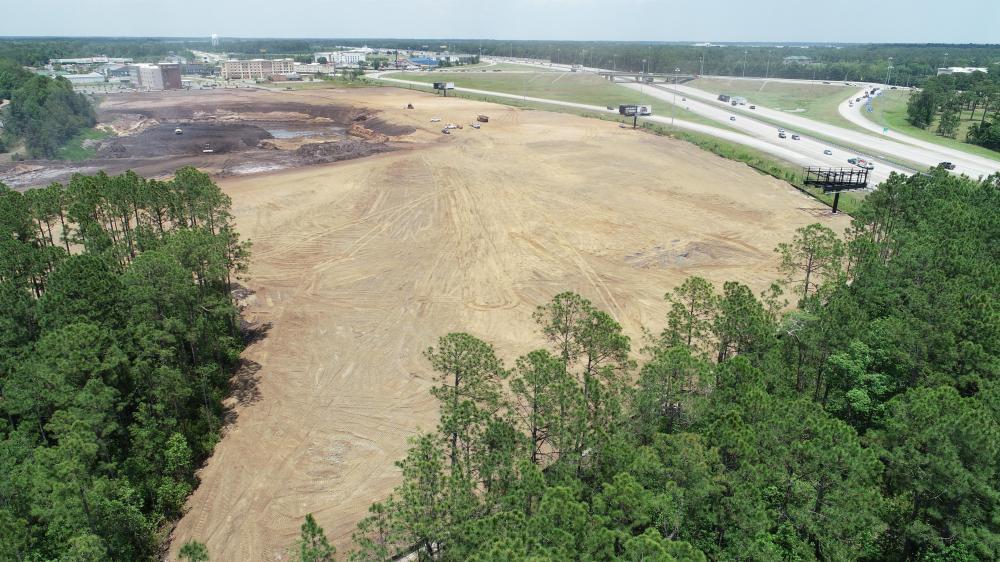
[
  {"x1": 433, "y1": 82, "x2": 455, "y2": 90},
  {"x1": 619, "y1": 104, "x2": 638, "y2": 116}
]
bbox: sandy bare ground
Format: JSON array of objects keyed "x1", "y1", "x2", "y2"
[{"x1": 168, "y1": 87, "x2": 848, "y2": 560}]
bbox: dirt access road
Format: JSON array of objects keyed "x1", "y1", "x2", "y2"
[{"x1": 169, "y1": 87, "x2": 849, "y2": 560}]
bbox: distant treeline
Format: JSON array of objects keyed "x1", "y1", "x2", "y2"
[
  {"x1": 332, "y1": 40, "x2": 1000, "y2": 84},
  {"x1": 2, "y1": 37, "x2": 997, "y2": 84},
  {"x1": 907, "y1": 71, "x2": 1000, "y2": 149},
  {"x1": 0, "y1": 58, "x2": 96, "y2": 158},
  {"x1": 0, "y1": 38, "x2": 207, "y2": 66},
  {"x1": 0, "y1": 168, "x2": 250, "y2": 560}
]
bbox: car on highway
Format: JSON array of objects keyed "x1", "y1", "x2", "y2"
[
  {"x1": 940, "y1": 161, "x2": 956, "y2": 170},
  {"x1": 791, "y1": 134, "x2": 800, "y2": 140},
  {"x1": 749, "y1": 105, "x2": 755, "y2": 109},
  {"x1": 823, "y1": 149, "x2": 833, "y2": 155},
  {"x1": 681, "y1": 97, "x2": 686, "y2": 101},
  {"x1": 730, "y1": 116, "x2": 736, "y2": 121},
  {"x1": 777, "y1": 128, "x2": 785, "y2": 134},
  {"x1": 778, "y1": 132, "x2": 787, "y2": 139}
]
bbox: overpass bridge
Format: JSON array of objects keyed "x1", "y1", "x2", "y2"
[{"x1": 596, "y1": 71, "x2": 698, "y2": 84}]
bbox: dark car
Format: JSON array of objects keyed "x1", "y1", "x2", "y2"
[{"x1": 940, "y1": 162, "x2": 956, "y2": 170}]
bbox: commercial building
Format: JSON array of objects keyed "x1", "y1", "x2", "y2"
[
  {"x1": 936, "y1": 66, "x2": 988, "y2": 75},
  {"x1": 221, "y1": 59, "x2": 295, "y2": 80},
  {"x1": 159, "y1": 63, "x2": 182, "y2": 90},
  {"x1": 126, "y1": 63, "x2": 184, "y2": 91},
  {"x1": 293, "y1": 62, "x2": 334, "y2": 75},
  {"x1": 313, "y1": 51, "x2": 366, "y2": 66},
  {"x1": 50, "y1": 56, "x2": 133, "y2": 65},
  {"x1": 64, "y1": 72, "x2": 106, "y2": 85}
]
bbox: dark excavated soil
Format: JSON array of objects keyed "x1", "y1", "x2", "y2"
[{"x1": 99, "y1": 123, "x2": 274, "y2": 158}]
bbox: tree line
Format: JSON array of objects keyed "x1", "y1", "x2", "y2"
[
  {"x1": 0, "y1": 58, "x2": 97, "y2": 158},
  {"x1": 907, "y1": 70, "x2": 1000, "y2": 150},
  {"x1": 323, "y1": 168, "x2": 998, "y2": 561},
  {"x1": 0, "y1": 167, "x2": 250, "y2": 560}
]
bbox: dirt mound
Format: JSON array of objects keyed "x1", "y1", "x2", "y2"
[
  {"x1": 347, "y1": 123, "x2": 389, "y2": 143},
  {"x1": 293, "y1": 139, "x2": 393, "y2": 164}
]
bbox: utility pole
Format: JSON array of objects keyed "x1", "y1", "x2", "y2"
[
  {"x1": 743, "y1": 50, "x2": 748, "y2": 78},
  {"x1": 765, "y1": 51, "x2": 771, "y2": 79},
  {"x1": 613, "y1": 54, "x2": 616, "y2": 72},
  {"x1": 641, "y1": 59, "x2": 646, "y2": 94},
  {"x1": 672, "y1": 67, "x2": 680, "y2": 127},
  {"x1": 700, "y1": 52, "x2": 705, "y2": 76},
  {"x1": 885, "y1": 57, "x2": 893, "y2": 86}
]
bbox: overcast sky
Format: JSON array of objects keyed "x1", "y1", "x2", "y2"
[{"x1": 2, "y1": 0, "x2": 998, "y2": 44}]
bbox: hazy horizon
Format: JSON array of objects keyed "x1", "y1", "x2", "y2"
[{"x1": 3, "y1": 0, "x2": 998, "y2": 44}]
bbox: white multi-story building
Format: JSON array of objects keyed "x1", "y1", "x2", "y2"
[
  {"x1": 221, "y1": 59, "x2": 296, "y2": 80},
  {"x1": 313, "y1": 51, "x2": 367, "y2": 66},
  {"x1": 936, "y1": 66, "x2": 988, "y2": 75}
]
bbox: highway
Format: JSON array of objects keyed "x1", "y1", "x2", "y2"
[
  {"x1": 620, "y1": 81, "x2": 902, "y2": 185},
  {"x1": 665, "y1": 83, "x2": 997, "y2": 178},
  {"x1": 372, "y1": 73, "x2": 873, "y2": 179},
  {"x1": 838, "y1": 89, "x2": 1000, "y2": 173},
  {"x1": 491, "y1": 57, "x2": 998, "y2": 181}
]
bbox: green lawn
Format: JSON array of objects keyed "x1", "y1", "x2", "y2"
[
  {"x1": 689, "y1": 77, "x2": 859, "y2": 129},
  {"x1": 384, "y1": 71, "x2": 730, "y2": 129},
  {"x1": 866, "y1": 90, "x2": 1000, "y2": 162},
  {"x1": 57, "y1": 128, "x2": 113, "y2": 161}
]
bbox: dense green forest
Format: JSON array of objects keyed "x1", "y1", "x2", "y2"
[
  {"x1": 0, "y1": 168, "x2": 250, "y2": 560},
  {"x1": 0, "y1": 39, "x2": 205, "y2": 67},
  {"x1": 338, "y1": 168, "x2": 1000, "y2": 562},
  {"x1": 907, "y1": 71, "x2": 1000, "y2": 150},
  {"x1": 0, "y1": 58, "x2": 97, "y2": 158},
  {"x1": 332, "y1": 40, "x2": 999, "y2": 84}
]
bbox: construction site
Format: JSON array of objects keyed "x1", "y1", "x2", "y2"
[{"x1": 147, "y1": 86, "x2": 851, "y2": 560}]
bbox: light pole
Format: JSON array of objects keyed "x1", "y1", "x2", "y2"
[
  {"x1": 613, "y1": 54, "x2": 617, "y2": 73},
  {"x1": 641, "y1": 59, "x2": 647, "y2": 93},
  {"x1": 672, "y1": 67, "x2": 680, "y2": 127},
  {"x1": 700, "y1": 52, "x2": 705, "y2": 76},
  {"x1": 884, "y1": 57, "x2": 893, "y2": 86},
  {"x1": 743, "y1": 50, "x2": 748, "y2": 78},
  {"x1": 765, "y1": 51, "x2": 771, "y2": 79}
]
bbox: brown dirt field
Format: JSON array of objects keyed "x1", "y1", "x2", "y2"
[{"x1": 168, "y1": 87, "x2": 849, "y2": 561}]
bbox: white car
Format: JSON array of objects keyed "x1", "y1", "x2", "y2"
[
  {"x1": 430, "y1": 118, "x2": 441, "y2": 122},
  {"x1": 823, "y1": 149, "x2": 833, "y2": 155}
]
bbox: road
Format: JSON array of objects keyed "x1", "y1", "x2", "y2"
[
  {"x1": 667, "y1": 83, "x2": 997, "y2": 179},
  {"x1": 620, "y1": 81, "x2": 901, "y2": 185},
  {"x1": 838, "y1": 89, "x2": 1000, "y2": 172},
  {"x1": 491, "y1": 58, "x2": 998, "y2": 180},
  {"x1": 373, "y1": 73, "x2": 873, "y2": 180}
]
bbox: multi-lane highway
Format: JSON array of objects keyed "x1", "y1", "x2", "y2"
[
  {"x1": 377, "y1": 59, "x2": 998, "y2": 186},
  {"x1": 372, "y1": 73, "x2": 877, "y2": 180},
  {"x1": 620, "y1": 81, "x2": 904, "y2": 185},
  {"x1": 489, "y1": 57, "x2": 998, "y2": 182}
]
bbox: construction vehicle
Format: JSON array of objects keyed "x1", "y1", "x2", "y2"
[{"x1": 477, "y1": 115, "x2": 489, "y2": 123}]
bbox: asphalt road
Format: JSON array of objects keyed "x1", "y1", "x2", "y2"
[
  {"x1": 373, "y1": 73, "x2": 872, "y2": 180},
  {"x1": 838, "y1": 89, "x2": 1000, "y2": 175},
  {"x1": 620, "y1": 81, "x2": 900, "y2": 185},
  {"x1": 491, "y1": 58, "x2": 999, "y2": 181}
]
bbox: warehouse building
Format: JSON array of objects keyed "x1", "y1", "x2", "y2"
[{"x1": 221, "y1": 58, "x2": 296, "y2": 80}]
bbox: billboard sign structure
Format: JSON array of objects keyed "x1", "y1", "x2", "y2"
[{"x1": 433, "y1": 82, "x2": 455, "y2": 90}]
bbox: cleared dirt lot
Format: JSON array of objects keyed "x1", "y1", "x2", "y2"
[{"x1": 168, "y1": 87, "x2": 849, "y2": 560}]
